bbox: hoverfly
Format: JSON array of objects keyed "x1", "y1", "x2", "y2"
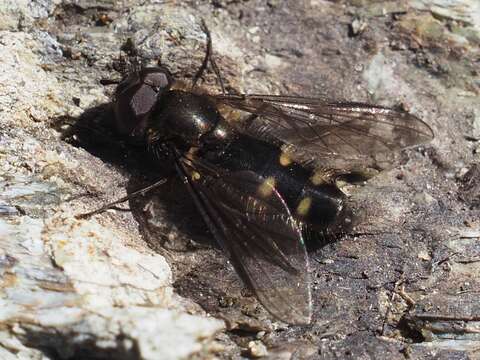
[{"x1": 81, "y1": 25, "x2": 433, "y2": 325}]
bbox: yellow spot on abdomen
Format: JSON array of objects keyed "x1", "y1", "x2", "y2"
[
  {"x1": 296, "y1": 197, "x2": 312, "y2": 217},
  {"x1": 279, "y1": 152, "x2": 292, "y2": 166},
  {"x1": 257, "y1": 177, "x2": 276, "y2": 198},
  {"x1": 191, "y1": 171, "x2": 201, "y2": 181}
]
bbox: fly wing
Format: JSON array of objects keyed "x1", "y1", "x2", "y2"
[
  {"x1": 175, "y1": 157, "x2": 312, "y2": 325},
  {"x1": 215, "y1": 94, "x2": 434, "y2": 171}
]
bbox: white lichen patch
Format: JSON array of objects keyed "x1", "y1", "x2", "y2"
[
  {"x1": 44, "y1": 213, "x2": 174, "y2": 309},
  {"x1": 1, "y1": 206, "x2": 224, "y2": 359}
]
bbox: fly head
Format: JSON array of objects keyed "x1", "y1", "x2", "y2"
[{"x1": 114, "y1": 67, "x2": 173, "y2": 140}]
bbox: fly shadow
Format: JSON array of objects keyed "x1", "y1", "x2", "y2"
[{"x1": 52, "y1": 102, "x2": 215, "y2": 253}]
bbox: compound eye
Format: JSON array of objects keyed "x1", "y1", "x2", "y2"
[
  {"x1": 142, "y1": 68, "x2": 172, "y2": 92},
  {"x1": 113, "y1": 66, "x2": 174, "y2": 139}
]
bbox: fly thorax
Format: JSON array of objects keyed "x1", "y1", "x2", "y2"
[
  {"x1": 147, "y1": 90, "x2": 223, "y2": 148},
  {"x1": 200, "y1": 119, "x2": 237, "y2": 150}
]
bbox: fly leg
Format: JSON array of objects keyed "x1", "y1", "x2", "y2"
[
  {"x1": 192, "y1": 19, "x2": 226, "y2": 94},
  {"x1": 75, "y1": 177, "x2": 169, "y2": 219}
]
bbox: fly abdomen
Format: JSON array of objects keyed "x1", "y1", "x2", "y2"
[
  {"x1": 294, "y1": 182, "x2": 345, "y2": 232},
  {"x1": 202, "y1": 133, "x2": 345, "y2": 232}
]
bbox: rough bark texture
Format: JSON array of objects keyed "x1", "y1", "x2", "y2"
[{"x1": 1, "y1": 0, "x2": 479, "y2": 359}]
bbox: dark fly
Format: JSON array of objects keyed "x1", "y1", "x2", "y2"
[{"x1": 82, "y1": 33, "x2": 433, "y2": 325}]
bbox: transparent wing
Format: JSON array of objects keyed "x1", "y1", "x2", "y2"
[
  {"x1": 175, "y1": 156, "x2": 312, "y2": 325},
  {"x1": 215, "y1": 94, "x2": 434, "y2": 170}
]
